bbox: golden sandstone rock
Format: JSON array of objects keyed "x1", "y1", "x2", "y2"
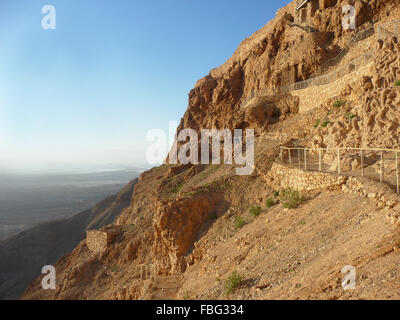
[{"x1": 22, "y1": 0, "x2": 400, "y2": 300}]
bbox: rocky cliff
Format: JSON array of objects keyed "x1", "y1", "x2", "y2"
[
  {"x1": 0, "y1": 179, "x2": 136, "y2": 300},
  {"x1": 22, "y1": 0, "x2": 400, "y2": 300}
]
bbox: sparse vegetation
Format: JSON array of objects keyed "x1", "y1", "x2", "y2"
[
  {"x1": 183, "y1": 290, "x2": 190, "y2": 300},
  {"x1": 345, "y1": 112, "x2": 356, "y2": 121},
  {"x1": 273, "y1": 190, "x2": 280, "y2": 197},
  {"x1": 171, "y1": 183, "x2": 183, "y2": 193},
  {"x1": 110, "y1": 264, "x2": 119, "y2": 273},
  {"x1": 314, "y1": 119, "x2": 320, "y2": 129},
  {"x1": 265, "y1": 198, "x2": 277, "y2": 208},
  {"x1": 235, "y1": 216, "x2": 246, "y2": 229},
  {"x1": 202, "y1": 180, "x2": 223, "y2": 193},
  {"x1": 224, "y1": 270, "x2": 243, "y2": 295},
  {"x1": 280, "y1": 188, "x2": 306, "y2": 209},
  {"x1": 249, "y1": 205, "x2": 261, "y2": 217},
  {"x1": 198, "y1": 165, "x2": 220, "y2": 179},
  {"x1": 321, "y1": 121, "x2": 330, "y2": 128},
  {"x1": 395, "y1": 80, "x2": 400, "y2": 87},
  {"x1": 333, "y1": 99, "x2": 345, "y2": 108}
]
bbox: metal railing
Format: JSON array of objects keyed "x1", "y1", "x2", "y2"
[
  {"x1": 377, "y1": 19, "x2": 400, "y2": 40},
  {"x1": 283, "y1": 49, "x2": 375, "y2": 92},
  {"x1": 241, "y1": 49, "x2": 375, "y2": 108},
  {"x1": 296, "y1": 0, "x2": 310, "y2": 11},
  {"x1": 279, "y1": 146, "x2": 400, "y2": 194},
  {"x1": 312, "y1": 26, "x2": 375, "y2": 77},
  {"x1": 134, "y1": 263, "x2": 157, "y2": 281},
  {"x1": 241, "y1": 19, "x2": 400, "y2": 109},
  {"x1": 240, "y1": 88, "x2": 276, "y2": 108}
]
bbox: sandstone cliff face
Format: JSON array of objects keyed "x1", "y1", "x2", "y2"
[
  {"x1": 308, "y1": 37, "x2": 400, "y2": 150},
  {"x1": 22, "y1": 0, "x2": 400, "y2": 300},
  {"x1": 177, "y1": 0, "x2": 399, "y2": 137},
  {"x1": 153, "y1": 196, "x2": 216, "y2": 275}
]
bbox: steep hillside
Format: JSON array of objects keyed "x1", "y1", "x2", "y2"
[
  {"x1": 0, "y1": 179, "x2": 137, "y2": 299},
  {"x1": 22, "y1": 0, "x2": 400, "y2": 300}
]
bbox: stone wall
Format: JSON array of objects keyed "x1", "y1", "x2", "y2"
[
  {"x1": 264, "y1": 162, "x2": 400, "y2": 226},
  {"x1": 291, "y1": 62, "x2": 373, "y2": 113},
  {"x1": 295, "y1": 0, "x2": 337, "y2": 24},
  {"x1": 86, "y1": 231, "x2": 108, "y2": 253},
  {"x1": 342, "y1": 177, "x2": 398, "y2": 211},
  {"x1": 266, "y1": 162, "x2": 347, "y2": 191},
  {"x1": 86, "y1": 226, "x2": 121, "y2": 253}
]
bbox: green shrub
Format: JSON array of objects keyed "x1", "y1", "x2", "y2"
[
  {"x1": 395, "y1": 80, "x2": 400, "y2": 87},
  {"x1": 183, "y1": 291, "x2": 190, "y2": 300},
  {"x1": 321, "y1": 121, "x2": 330, "y2": 128},
  {"x1": 273, "y1": 190, "x2": 280, "y2": 197},
  {"x1": 110, "y1": 264, "x2": 118, "y2": 273},
  {"x1": 171, "y1": 183, "x2": 183, "y2": 193},
  {"x1": 333, "y1": 99, "x2": 345, "y2": 108},
  {"x1": 265, "y1": 198, "x2": 276, "y2": 208},
  {"x1": 280, "y1": 188, "x2": 306, "y2": 209},
  {"x1": 314, "y1": 119, "x2": 320, "y2": 129},
  {"x1": 249, "y1": 205, "x2": 261, "y2": 217},
  {"x1": 345, "y1": 112, "x2": 356, "y2": 121},
  {"x1": 224, "y1": 270, "x2": 243, "y2": 295},
  {"x1": 235, "y1": 216, "x2": 246, "y2": 229}
]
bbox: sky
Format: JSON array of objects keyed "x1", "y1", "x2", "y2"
[{"x1": 0, "y1": 0, "x2": 287, "y2": 174}]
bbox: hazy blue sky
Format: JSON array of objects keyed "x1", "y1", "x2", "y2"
[{"x1": 0, "y1": 0, "x2": 287, "y2": 173}]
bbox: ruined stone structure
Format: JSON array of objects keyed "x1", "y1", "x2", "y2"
[
  {"x1": 295, "y1": 0, "x2": 338, "y2": 25},
  {"x1": 86, "y1": 226, "x2": 122, "y2": 253}
]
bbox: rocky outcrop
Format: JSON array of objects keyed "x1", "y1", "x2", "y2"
[
  {"x1": 175, "y1": 0, "x2": 397, "y2": 142},
  {"x1": 311, "y1": 37, "x2": 400, "y2": 150},
  {"x1": 20, "y1": 0, "x2": 400, "y2": 301},
  {"x1": 153, "y1": 196, "x2": 216, "y2": 275}
]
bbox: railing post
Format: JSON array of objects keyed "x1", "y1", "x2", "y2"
[
  {"x1": 280, "y1": 146, "x2": 283, "y2": 162},
  {"x1": 396, "y1": 152, "x2": 399, "y2": 194},
  {"x1": 361, "y1": 150, "x2": 364, "y2": 177},
  {"x1": 298, "y1": 149, "x2": 301, "y2": 169},
  {"x1": 337, "y1": 148, "x2": 341, "y2": 175},
  {"x1": 319, "y1": 149, "x2": 322, "y2": 172},
  {"x1": 289, "y1": 149, "x2": 292, "y2": 164},
  {"x1": 380, "y1": 151, "x2": 383, "y2": 183},
  {"x1": 304, "y1": 149, "x2": 307, "y2": 171}
]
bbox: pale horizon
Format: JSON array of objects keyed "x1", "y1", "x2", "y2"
[{"x1": 0, "y1": 0, "x2": 283, "y2": 174}]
